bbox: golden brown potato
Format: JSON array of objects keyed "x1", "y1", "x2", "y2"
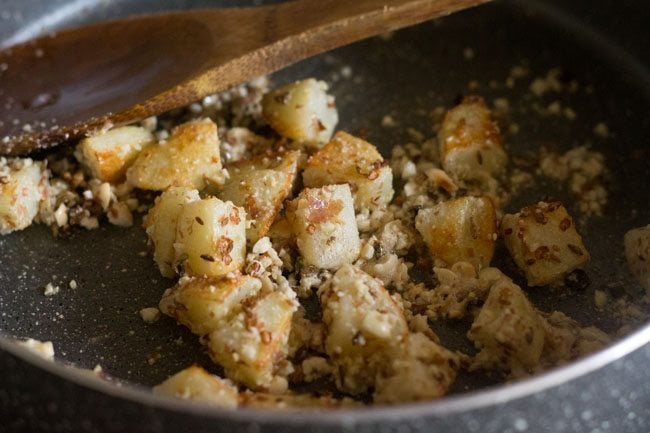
[
  {"x1": 501, "y1": 201, "x2": 590, "y2": 286},
  {"x1": 160, "y1": 274, "x2": 298, "y2": 390},
  {"x1": 415, "y1": 196, "x2": 497, "y2": 269},
  {"x1": 0, "y1": 159, "x2": 47, "y2": 235},
  {"x1": 219, "y1": 150, "x2": 299, "y2": 243},
  {"x1": 439, "y1": 96, "x2": 507, "y2": 181},
  {"x1": 143, "y1": 187, "x2": 200, "y2": 278},
  {"x1": 468, "y1": 277, "x2": 546, "y2": 374},
  {"x1": 77, "y1": 126, "x2": 153, "y2": 183},
  {"x1": 174, "y1": 198, "x2": 246, "y2": 278},
  {"x1": 287, "y1": 184, "x2": 360, "y2": 270},
  {"x1": 126, "y1": 118, "x2": 224, "y2": 191},
  {"x1": 262, "y1": 79, "x2": 338, "y2": 145},
  {"x1": 159, "y1": 275, "x2": 262, "y2": 336},
  {"x1": 208, "y1": 289, "x2": 298, "y2": 389},
  {"x1": 302, "y1": 131, "x2": 393, "y2": 210},
  {"x1": 318, "y1": 264, "x2": 408, "y2": 395},
  {"x1": 153, "y1": 365, "x2": 239, "y2": 408}
]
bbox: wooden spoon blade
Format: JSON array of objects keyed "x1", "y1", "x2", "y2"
[{"x1": 0, "y1": 0, "x2": 489, "y2": 156}]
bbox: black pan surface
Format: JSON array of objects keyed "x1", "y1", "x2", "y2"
[{"x1": 1, "y1": 1, "x2": 649, "y2": 432}]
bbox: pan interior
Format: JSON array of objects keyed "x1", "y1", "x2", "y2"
[{"x1": 0, "y1": 0, "x2": 649, "y2": 399}]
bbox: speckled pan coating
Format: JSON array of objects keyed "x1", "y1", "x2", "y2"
[{"x1": 1, "y1": 0, "x2": 650, "y2": 431}]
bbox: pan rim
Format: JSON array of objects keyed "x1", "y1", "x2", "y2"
[{"x1": 2, "y1": 321, "x2": 649, "y2": 423}]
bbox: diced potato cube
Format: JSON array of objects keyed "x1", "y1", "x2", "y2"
[
  {"x1": 219, "y1": 150, "x2": 299, "y2": 243},
  {"x1": 208, "y1": 289, "x2": 298, "y2": 389},
  {"x1": 439, "y1": 96, "x2": 507, "y2": 181},
  {"x1": 160, "y1": 274, "x2": 297, "y2": 389},
  {"x1": 0, "y1": 158, "x2": 47, "y2": 235},
  {"x1": 468, "y1": 277, "x2": 546, "y2": 374},
  {"x1": 373, "y1": 332, "x2": 462, "y2": 404},
  {"x1": 318, "y1": 264, "x2": 408, "y2": 395},
  {"x1": 287, "y1": 184, "x2": 360, "y2": 270},
  {"x1": 415, "y1": 196, "x2": 497, "y2": 269},
  {"x1": 126, "y1": 118, "x2": 224, "y2": 191},
  {"x1": 262, "y1": 79, "x2": 338, "y2": 145},
  {"x1": 77, "y1": 126, "x2": 153, "y2": 183},
  {"x1": 153, "y1": 366, "x2": 239, "y2": 408},
  {"x1": 303, "y1": 131, "x2": 394, "y2": 210},
  {"x1": 501, "y1": 201, "x2": 590, "y2": 286},
  {"x1": 174, "y1": 198, "x2": 246, "y2": 278},
  {"x1": 143, "y1": 187, "x2": 200, "y2": 278},
  {"x1": 159, "y1": 275, "x2": 262, "y2": 336},
  {"x1": 624, "y1": 225, "x2": 650, "y2": 292}
]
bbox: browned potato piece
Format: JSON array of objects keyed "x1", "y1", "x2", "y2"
[
  {"x1": 159, "y1": 275, "x2": 262, "y2": 336},
  {"x1": 208, "y1": 289, "x2": 297, "y2": 389},
  {"x1": 439, "y1": 96, "x2": 507, "y2": 181},
  {"x1": 126, "y1": 118, "x2": 224, "y2": 190},
  {"x1": 77, "y1": 126, "x2": 153, "y2": 183},
  {"x1": 0, "y1": 159, "x2": 47, "y2": 235},
  {"x1": 468, "y1": 277, "x2": 546, "y2": 374},
  {"x1": 302, "y1": 131, "x2": 394, "y2": 210},
  {"x1": 287, "y1": 184, "x2": 360, "y2": 269},
  {"x1": 501, "y1": 201, "x2": 590, "y2": 286},
  {"x1": 262, "y1": 79, "x2": 338, "y2": 145},
  {"x1": 143, "y1": 187, "x2": 200, "y2": 278},
  {"x1": 174, "y1": 198, "x2": 246, "y2": 278},
  {"x1": 415, "y1": 196, "x2": 497, "y2": 269},
  {"x1": 219, "y1": 150, "x2": 299, "y2": 243},
  {"x1": 373, "y1": 332, "x2": 462, "y2": 404},
  {"x1": 160, "y1": 274, "x2": 297, "y2": 390},
  {"x1": 318, "y1": 264, "x2": 408, "y2": 395},
  {"x1": 153, "y1": 366, "x2": 239, "y2": 408}
]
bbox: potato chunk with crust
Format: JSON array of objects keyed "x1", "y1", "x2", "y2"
[
  {"x1": 174, "y1": 198, "x2": 246, "y2": 277},
  {"x1": 468, "y1": 277, "x2": 546, "y2": 375},
  {"x1": 159, "y1": 274, "x2": 262, "y2": 336},
  {"x1": 207, "y1": 288, "x2": 298, "y2": 389},
  {"x1": 153, "y1": 366, "x2": 239, "y2": 408},
  {"x1": 318, "y1": 265, "x2": 408, "y2": 395},
  {"x1": 373, "y1": 332, "x2": 463, "y2": 404},
  {"x1": 287, "y1": 184, "x2": 360, "y2": 270},
  {"x1": 78, "y1": 126, "x2": 153, "y2": 183},
  {"x1": 303, "y1": 131, "x2": 393, "y2": 210},
  {"x1": 439, "y1": 96, "x2": 507, "y2": 181},
  {"x1": 624, "y1": 225, "x2": 650, "y2": 292},
  {"x1": 219, "y1": 150, "x2": 299, "y2": 243},
  {"x1": 262, "y1": 79, "x2": 338, "y2": 145},
  {"x1": 0, "y1": 158, "x2": 47, "y2": 235},
  {"x1": 143, "y1": 187, "x2": 200, "y2": 278},
  {"x1": 501, "y1": 201, "x2": 590, "y2": 286},
  {"x1": 126, "y1": 118, "x2": 224, "y2": 190},
  {"x1": 415, "y1": 196, "x2": 497, "y2": 269},
  {"x1": 160, "y1": 274, "x2": 298, "y2": 390}
]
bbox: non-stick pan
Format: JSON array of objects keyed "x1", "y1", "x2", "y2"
[{"x1": 1, "y1": 0, "x2": 649, "y2": 432}]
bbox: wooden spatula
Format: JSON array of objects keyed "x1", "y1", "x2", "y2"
[{"x1": 0, "y1": 0, "x2": 488, "y2": 156}]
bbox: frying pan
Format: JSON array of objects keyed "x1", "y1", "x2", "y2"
[{"x1": 1, "y1": 0, "x2": 650, "y2": 432}]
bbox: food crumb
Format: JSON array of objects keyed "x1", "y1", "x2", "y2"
[
  {"x1": 69, "y1": 279, "x2": 77, "y2": 289},
  {"x1": 593, "y1": 122, "x2": 609, "y2": 138},
  {"x1": 381, "y1": 115, "x2": 398, "y2": 128},
  {"x1": 139, "y1": 307, "x2": 161, "y2": 323},
  {"x1": 594, "y1": 290, "x2": 608, "y2": 309},
  {"x1": 44, "y1": 282, "x2": 60, "y2": 297},
  {"x1": 147, "y1": 351, "x2": 162, "y2": 365},
  {"x1": 15, "y1": 338, "x2": 55, "y2": 361}
]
